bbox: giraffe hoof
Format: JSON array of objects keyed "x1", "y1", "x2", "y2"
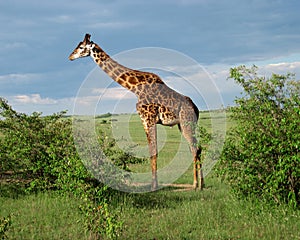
[{"x1": 151, "y1": 182, "x2": 158, "y2": 191}]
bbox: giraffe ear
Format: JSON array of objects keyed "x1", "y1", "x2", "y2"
[{"x1": 83, "y1": 33, "x2": 91, "y2": 44}]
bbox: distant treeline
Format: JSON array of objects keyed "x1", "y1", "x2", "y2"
[{"x1": 95, "y1": 112, "x2": 119, "y2": 118}]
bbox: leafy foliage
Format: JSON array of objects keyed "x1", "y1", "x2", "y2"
[
  {"x1": 0, "y1": 215, "x2": 12, "y2": 240},
  {"x1": 97, "y1": 128, "x2": 147, "y2": 171},
  {"x1": 0, "y1": 98, "x2": 123, "y2": 238},
  {"x1": 79, "y1": 190, "x2": 123, "y2": 239},
  {"x1": 218, "y1": 65, "x2": 300, "y2": 207},
  {"x1": 0, "y1": 98, "x2": 89, "y2": 193}
]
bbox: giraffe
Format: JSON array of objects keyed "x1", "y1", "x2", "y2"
[{"x1": 69, "y1": 33, "x2": 204, "y2": 191}]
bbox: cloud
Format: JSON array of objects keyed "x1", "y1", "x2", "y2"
[
  {"x1": 46, "y1": 15, "x2": 74, "y2": 24},
  {"x1": 169, "y1": 0, "x2": 210, "y2": 5},
  {"x1": 1, "y1": 42, "x2": 28, "y2": 51},
  {"x1": 88, "y1": 21, "x2": 140, "y2": 30},
  {"x1": 0, "y1": 73, "x2": 40, "y2": 82},
  {"x1": 3, "y1": 95, "x2": 75, "y2": 115},
  {"x1": 92, "y1": 87, "x2": 135, "y2": 100},
  {"x1": 263, "y1": 62, "x2": 300, "y2": 73},
  {"x1": 13, "y1": 94, "x2": 58, "y2": 105},
  {"x1": 70, "y1": 87, "x2": 135, "y2": 112},
  {"x1": 71, "y1": 95, "x2": 98, "y2": 106}
]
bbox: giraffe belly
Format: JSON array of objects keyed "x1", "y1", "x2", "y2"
[{"x1": 158, "y1": 112, "x2": 180, "y2": 126}]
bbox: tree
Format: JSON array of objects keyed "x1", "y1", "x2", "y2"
[{"x1": 218, "y1": 65, "x2": 300, "y2": 207}]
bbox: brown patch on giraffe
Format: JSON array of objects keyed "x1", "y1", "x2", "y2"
[
  {"x1": 117, "y1": 79, "x2": 125, "y2": 85},
  {"x1": 127, "y1": 76, "x2": 138, "y2": 85},
  {"x1": 136, "y1": 74, "x2": 146, "y2": 81},
  {"x1": 124, "y1": 82, "x2": 131, "y2": 89},
  {"x1": 115, "y1": 69, "x2": 125, "y2": 76},
  {"x1": 105, "y1": 63, "x2": 113, "y2": 72},
  {"x1": 151, "y1": 75, "x2": 164, "y2": 84}
]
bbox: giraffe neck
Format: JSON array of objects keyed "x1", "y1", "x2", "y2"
[{"x1": 91, "y1": 44, "x2": 133, "y2": 90}]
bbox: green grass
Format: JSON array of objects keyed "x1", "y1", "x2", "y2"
[
  {"x1": 117, "y1": 177, "x2": 300, "y2": 240},
  {"x1": 1, "y1": 112, "x2": 299, "y2": 239},
  {"x1": 0, "y1": 192, "x2": 89, "y2": 239},
  {"x1": 1, "y1": 178, "x2": 299, "y2": 239}
]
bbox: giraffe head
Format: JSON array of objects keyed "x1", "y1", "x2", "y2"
[{"x1": 68, "y1": 33, "x2": 95, "y2": 61}]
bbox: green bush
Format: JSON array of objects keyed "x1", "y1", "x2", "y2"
[
  {"x1": 97, "y1": 128, "x2": 147, "y2": 171},
  {"x1": 0, "y1": 98, "x2": 123, "y2": 237},
  {"x1": 217, "y1": 65, "x2": 300, "y2": 207},
  {"x1": 79, "y1": 191, "x2": 123, "y2": 239},
  {"x1": 0, "y1": 98, "x2": 90, "y2": 193}
]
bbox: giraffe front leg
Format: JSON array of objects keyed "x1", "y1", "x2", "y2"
[
  {"x1": 193, "y1": 157, "x2": 199, "y2": 189},
  {"x1": 146, "y1": 124, "x2": 158, "y2": 191},
  {"x1": 196, "y1": 162, "x2": 204, "y2": 190},
  {"x1": 193, "y1": 158, "x2": 204, "y2": 190},
  {"x1": 151, "y1": 155, "x2": 158, "y2": 191},
  {"x1": 141, "y1": 120, "x2": 158, "y2": 191},
  {"x1": 199, "y1": 165, "x2": 204, "y2": 190},
  {"x1": 137, "y1": 104, "x2": 159, "y2": 191}
]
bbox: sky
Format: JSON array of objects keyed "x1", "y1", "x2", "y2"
[{"x1": 1, "y1": 0, "x2": 300, "y2": 115}]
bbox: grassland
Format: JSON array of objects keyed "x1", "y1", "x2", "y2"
[
  {"x1": 1, "y1": 112, "x2": 299, "y2": 239},
  {"x1": 117, "y1": 178, "x2": 300, "y2": 240},
  {"x1": 1, "y1": 178, "x2": 299, "y2": 239}
]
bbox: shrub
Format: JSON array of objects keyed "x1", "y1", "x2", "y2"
[
  {"x1": 0, "y1": 98, "x2": 90, "y2": 193},
  {"x1": 217, "y1": 65, "x2": 300, "y2": 207},
  {"x1": 97, "y1": 128, "x2": 147, "y2": 171},
  {"x1": 79, "y1": 190, "x2": 123, "y2": 239},
  {"x1": 0, "y1": 98, "x2": 123, "y2": 237}
]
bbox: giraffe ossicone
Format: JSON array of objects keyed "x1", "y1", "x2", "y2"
[{"x1": 69, "y1": 33, "x2": 204, "y2": 191}]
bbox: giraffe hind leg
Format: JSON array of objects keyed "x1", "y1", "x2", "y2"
[
  {"x1": 180, "y1": 121, "x2": 204, "y2": 190},
  {"x1": 196, "y1": 147, "x2": 204, "y2": 190}
]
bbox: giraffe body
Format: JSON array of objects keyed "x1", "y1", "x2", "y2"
[{"x1": 69, "y1": 34, "x2": 204, "y2": 190}]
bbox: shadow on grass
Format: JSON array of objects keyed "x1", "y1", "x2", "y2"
[
  {"x1": 111, "y1": 183, "x2": 215, "y2": 210},
  {"x1": 0, "y1": 183, "x2": 27, "y2": 198}
]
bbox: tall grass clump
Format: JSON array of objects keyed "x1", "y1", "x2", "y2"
[{"x1": 0, "y1": 214, "x2": 12, "y2": 239}]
